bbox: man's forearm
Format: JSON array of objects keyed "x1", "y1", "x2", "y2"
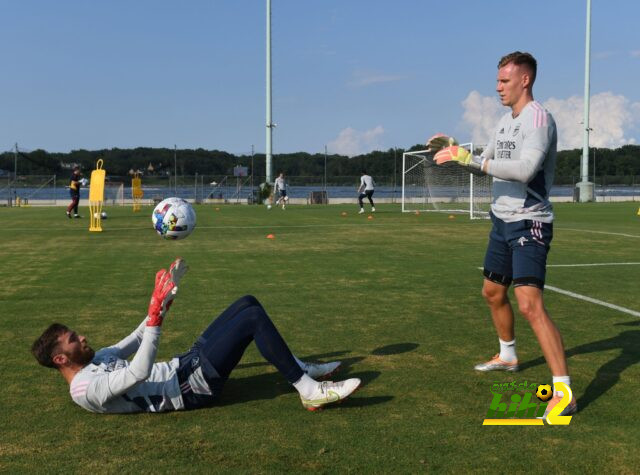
[
  {"x1": 126, "y1": 326, "x2": 161, "y2": 381},
  {"x1": 104, "y1": 317, "x2": 148, "y2": 358},
  {"x1": 484, "y1": 147, "x2": 545, "y2": 183}
]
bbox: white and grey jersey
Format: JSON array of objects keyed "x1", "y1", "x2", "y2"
[
  {"x1": 481, "y1": 101, "x2": 557, "y2": 223},
  {"x1": 274, "y1": 176, "x2": 286, "y2": 192},
  {"x1": 69, "y1": 319, "x2": 184, "y2": 414},
  {"x1": 360, "y1": 175, "x2": 375, "y2": 191}
]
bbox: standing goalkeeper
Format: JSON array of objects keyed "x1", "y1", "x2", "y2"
[{"x1": 431, "y1": 51, "x2": 575, "y2": 417}]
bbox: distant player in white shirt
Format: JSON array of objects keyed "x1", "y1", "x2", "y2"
[
  {"x1": 431, "y1": 51, "x2": 575, "y2": 418},
  {"x1": 274, "y1": 172, "x2": 288, "y2": 209},
  {"x1": 358, "y1": 170, "x2": 375, "y2": 214},
  {"x1": 31, "y1": 258, "x2": 360, "y2": 413}
]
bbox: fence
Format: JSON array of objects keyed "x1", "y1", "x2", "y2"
[
  {"x1": 1, "y1": 175, "x2": 58, "y2": 206},
  {"x1": 1, "y1": 174, "x2": 639, "y2": 206}
]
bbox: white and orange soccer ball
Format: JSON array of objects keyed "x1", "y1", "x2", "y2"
[{"x1": 152, "y1": 197, "x2": 196, "y2": 240}]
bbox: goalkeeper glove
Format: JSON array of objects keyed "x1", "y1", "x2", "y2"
[
  {"x1": 168, "y1": 257, "x2": 188, "y2": 287},
  {"x1": 147, "y1": 258, "x2": 189, "y2": 327},
  {"x1": 426, "y1": 133, "x2": 458, "y2": 153},
  {"x1": 434, "y1": 145, "x2": 483, "y2": 171}
]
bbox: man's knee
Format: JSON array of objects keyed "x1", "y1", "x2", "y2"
[
  {"x1": 514, "y1": 287, "x2": 545, "y2": 322},
  {"x1": 238, "y1": 295, "x2": 260, "y2": 307},
  {"x1": 236, "y1": 295, "x2": 268, "y2": 322},
  {"x1": 482, "y1": 279, "x2": 509, "y2": 306}
]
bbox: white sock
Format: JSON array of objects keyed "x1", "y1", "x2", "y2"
[
  {"x1": 498, "y1": 338, "x2": 517, "y2": 362},
  {"x1": 552, "y1": 376, "x2": 571, "y2": 398},
  {"x1": 292, "y1": 373, "x2": 318, "y2": 399}
]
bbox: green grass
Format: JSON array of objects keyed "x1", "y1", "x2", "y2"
[{"x1": 1, "y1": 202, "x2": 640, "y2": 473}]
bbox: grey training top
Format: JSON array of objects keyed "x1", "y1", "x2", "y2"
[
  {"x1": 481, "y1": 101, "x2": 557, "y2": 223},
  {"x1": 69, "y1": 319, "x2": 183, "y2": 413}
]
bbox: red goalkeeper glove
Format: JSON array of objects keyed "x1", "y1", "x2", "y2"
[{"x1": 147, "y1": 258, "x2": 189, "y2": 327}]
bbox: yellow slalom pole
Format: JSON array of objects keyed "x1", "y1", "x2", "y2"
[
  {"x1": 89, "y1": 159, "x2": 106, "y2": 232},
  {"x1": 132, "y1": 173, "x2": 143, "y2": 212}
]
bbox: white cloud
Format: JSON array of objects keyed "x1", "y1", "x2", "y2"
[
  {"x1": 544, "y1": 92, "x2": 639, "y2": 149},
  {"x1": 328, "y1": 126, "x2": 384, "y2": 156},
  {"x1": 461, "y1": 90, "x2": 503, "y2": 146},
  {"x1": 461, "y1": 90, "x2": 640, "y2": 150}
]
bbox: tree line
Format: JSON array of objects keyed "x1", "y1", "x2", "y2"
[{"x1": 1, "y1": 144, "x2": 639, "y2": 184}]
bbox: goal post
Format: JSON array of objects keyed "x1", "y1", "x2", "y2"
[{"x1": 401, "y1": 143, "x2": 492, "y2": 219}]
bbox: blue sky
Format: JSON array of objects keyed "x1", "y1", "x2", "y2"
[{"x1": 2, "y1": 0, "x2": 639, "y2": 156}]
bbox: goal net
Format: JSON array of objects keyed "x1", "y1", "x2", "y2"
[
  {"x1": 401, "y1": 144, "x2": 491, "y2": 219},
  {"x1": 105, "y1": 182, "x2": 125, "y2": 206}
]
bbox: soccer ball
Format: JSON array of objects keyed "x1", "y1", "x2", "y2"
[
  {"x1": 535, "y1": 384, "x2": 553, "y2": 402},
  {"x1": 93, "y1": 211, "x2": 108, "y2": 219},
  {"x1": 152, "y1": 197, "x2": 188, "y2": 229},
  {"x1": 152, "y1": 197, "x2": 196, "y2": 240},
  {"x1": 267, "y1": 204, "x2": 272, "y2": 210}
]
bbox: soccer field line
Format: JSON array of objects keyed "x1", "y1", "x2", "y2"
[
  {"x1": 546, "y1": 262, "x2": 640, "y2": 267},
  {"x1": 134, "y1": 222, "x2": 443, "y2": 232},
  {"x1": 476, "y1": 265, "x2": 640, "y2": 317},
  {"x1": 558, "y1": 227, "x2": 640, "y2": 239},
  {"x1": 544, "y1": 285, "x2": 640, "y2": 318},
  {"x1": 2, "y1": 222, "x2": 437, "y2": 233}
]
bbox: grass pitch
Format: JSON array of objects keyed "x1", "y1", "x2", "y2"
[{"x1": 1, "y1": 202, "x2": 639, "y2": 473}]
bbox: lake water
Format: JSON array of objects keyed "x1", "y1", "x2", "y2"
[{"x1": 3, "y1": 183, "x2": 640, "y2": 203}]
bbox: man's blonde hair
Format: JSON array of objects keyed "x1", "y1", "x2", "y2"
[{"x1": 498, "y1": 51, "x2": 537, "y2": 85}]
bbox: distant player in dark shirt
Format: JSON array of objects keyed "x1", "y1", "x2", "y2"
[{"x1": 66, "y1": 166, "x2": 82, "y2": 218}]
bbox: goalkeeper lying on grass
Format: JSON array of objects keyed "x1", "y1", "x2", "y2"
[{"x1": 31, "y1": 258, "x2": 359, "y2": 413}]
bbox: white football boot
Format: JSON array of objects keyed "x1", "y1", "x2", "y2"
[{"x1": 300, "y1": 378, "x2": 361, "y2": 411}]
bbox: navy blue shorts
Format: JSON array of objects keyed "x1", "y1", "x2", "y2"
[
  {"x1": 175, "y1": 349, "x2": 224, "y2": 410},
  {"x1": 483, "y1": 213, "x2": 553, "y2": 289}
]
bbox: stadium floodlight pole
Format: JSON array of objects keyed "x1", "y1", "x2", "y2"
[
  {"x1": 324, "y1": 145, "x2": 327, "y2": 197},
  {"x1": 578, "y1": 0, "x2": 594, "y2": 202},
  {"x1": 265, "y1": 0, "x2": 274, "y2": 184},
  {"x1": 394, "y1": 148, "x2": 397, "y2": 202},
  {"x1": 9, "y1": 142, "x2": 17, "y2": 207}
]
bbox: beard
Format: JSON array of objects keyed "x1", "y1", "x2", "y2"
[{"x1": 70, "y1": 346, "x2": 95, "y2": 366}]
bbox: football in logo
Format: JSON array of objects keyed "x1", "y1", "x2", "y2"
[{"x1": 535, "y1": 384, "x2": 553, "y2": 402}]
